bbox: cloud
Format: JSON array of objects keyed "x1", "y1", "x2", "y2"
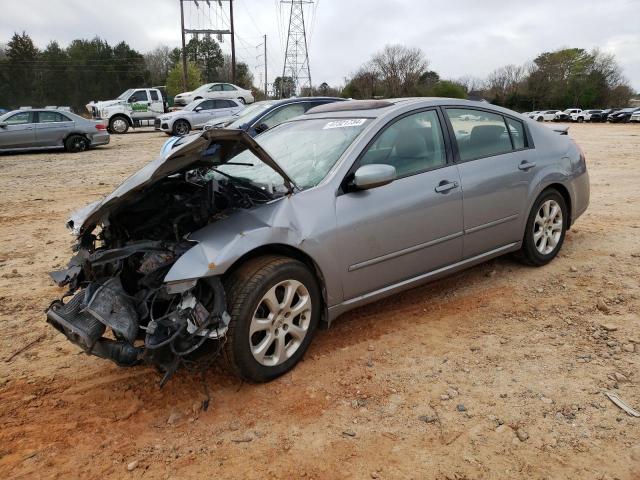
[{"x1": 1, "y1": 0, "x2": 638, "y2": 90}]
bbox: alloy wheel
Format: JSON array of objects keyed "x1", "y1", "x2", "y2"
[
  {"x1": 174, "y1": 120, "x2": 190, "y2": 136},
  {"x1": 249, "y1": 279, "x2": 312, "y2": 367},
  {"x1": 533, "y1": 199, "x2": 563, "y2": 255}
]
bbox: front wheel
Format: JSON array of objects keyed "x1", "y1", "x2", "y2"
[
  {"x1": 108, "y1": 116, "x2": 129, "y2": 134},
  {"x1": 172, "y1": 119, "x2": 190, "y2": 136},
  {"x1": 223, "y1": 256, "x2": 321, "y2": 382},
  {"x1": 518, "y1": 189, "x2": 568, "y2": 266},
  {"x1": 537, "y1": 116, "x2": 544, "y2": 122},
  {"x1": 577, "y1": 117, "x2": 584, "y2": 123}
]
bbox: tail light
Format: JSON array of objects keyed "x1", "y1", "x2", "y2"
[
  {"x1": 570, "y1": 138, "x2": 586, "y2": 164},
  {"x1": 95, "y1": 124, "x2": 107, "y2": 131}
]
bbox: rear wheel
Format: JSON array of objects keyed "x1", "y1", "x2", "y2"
[
  {"x1": 577, "y1": 117, "x2": 584, "y2": 123},
  {"x1": 64, "y1": 134, "x2": 88, "y2": 153},
  {"x1": 237, "y1": 97, "x2": 246, "y2": 104},
  {"x1": 518, "y1": 189, "x2": 568, "y2": 266},
  {"x1": 108, "y1": 116, "x2": 129, "y2": 134},
  {"x1": 172, "y1": 119, "x2": 191, "y2": 136},
  {"x1": 223, "y1": 256, "x2": 321, "y2": 382}
]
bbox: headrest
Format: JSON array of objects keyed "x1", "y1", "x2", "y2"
[{"x1": 394, "y1": 129, "x2": 427, "y2": 158}]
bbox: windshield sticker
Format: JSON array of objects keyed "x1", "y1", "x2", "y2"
[{"x1": 323, "y1": 119, "x2": 367, "y2": 129}]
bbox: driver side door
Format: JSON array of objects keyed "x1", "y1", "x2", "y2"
[
  {"x1": 128, "y1": 89, "x2": 150, "y2": 119},
  {"x1": 334, "y1": 109, "x2": 464, "y2": 300}
]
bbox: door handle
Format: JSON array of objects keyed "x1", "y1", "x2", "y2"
[
  {"x1": 435, "y1": 180, "x2": 459, "y2": 193},
  {"x1": 518, "y1": 160, "x2": 536, "y2": 171}
]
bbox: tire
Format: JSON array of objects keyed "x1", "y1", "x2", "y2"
[
  {"x1": 237, "y1": 97, "x2": 246, "y2": 104},
  {"x1": 64, "y1": 134, "x2": 88, "y2": 153},
  {"x1": 577, "y1": 117, "x2": 584, "y2": 123},
  {"x1": 172, "y1": 119, "x2": 191, "y2": 136},
  {"x1": 223, "y1": 255, "x2": 321, "y2": 382},
  {"x1": 536, "y1": 116, "x2": 543, "y2": 122},
  {"x1": 108, "y1": 116, "x2": 129, "y2": 134},
  {"x1": 518, "y1": 189, "x2": 568, "y2": 267}
]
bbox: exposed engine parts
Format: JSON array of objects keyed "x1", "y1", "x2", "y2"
[{"x1": 46, "y1": 169, "x2": 272, "y2": 383}]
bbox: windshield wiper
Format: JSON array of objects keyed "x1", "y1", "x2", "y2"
[{"x1": 212, "y1": 169, "x2": 274, "y2": 201}]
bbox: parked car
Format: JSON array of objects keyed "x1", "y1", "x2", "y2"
[
  {"x1": 174, "y1": 82, "x2": 254, "y2": 106},
  {"x1": 0, "y1": 108, "x2": 109, "y2": 153},
  {"x1": 554, "y1": 108, "x2": 582, "y2": 121},
  {"x1": 0, "y1": 108, "x2": 8, "y2": 115},
  {"x1": 155, "y1": 98, "x2": 244, "y2": 136},
  {"x1": 47, "y1": 98, "x2": 589, "y2": 383},
  {"x1": 86, "y1": 87, "x2": 168, "y2": 134},
  {"x1": 532, "y1": 110, "x2": 560, "y2": 122},
  {"x1": 589, "y1": 108, "x2": 618, "y2": 122},
  {"x1": 527, "y1": 111, "x2": 541, "y2": 119},
  {"x1": 571, "y1": 109, "x2": 602, "y2": 123},
  {"x1": 160, "y1": 96, "x2": 346, "y2": 156},
  {"x1": 608, "y1": 107, "x2": 640, "y2": 123},
  {"x1": 630, "y1": 110, "x2": 640, "y2": 123}
]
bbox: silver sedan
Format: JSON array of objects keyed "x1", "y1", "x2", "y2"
[
  {"x1": 47, "y1": 98, "x2": 589, "y2": 383},
  {"x1": 0, "y1": 108, "x2": 110, "y2": 153},
  {"x1": 155, "y1": 98, "x2": 244, "y2": 136}
]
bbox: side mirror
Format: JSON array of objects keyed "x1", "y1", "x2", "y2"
[
  {"x1": 255, "y1": 123, "x2": 269, "y2": 133},
  {"x1": 0, "y1": 122, "x2": 7, "y2": 128},
  {"x1": 194, "y1": 106, "x2": 203, "y2": 112},
  {"x1": 352, "y1": 164, "x2": 396, "y2": 191}
]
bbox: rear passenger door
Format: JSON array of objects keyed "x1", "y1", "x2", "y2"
[
  {"x1": 444, "y1": 108, "x2": 535, "y2": 258},
  {"x1": 0, "y1": 111, "x2": 35, "y2": 149},
  {"x1": 34, "y1": 111, "x2": 74, "y2": 147}
]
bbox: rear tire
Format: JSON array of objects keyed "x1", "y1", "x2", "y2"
[
  {"x1": 223, "y1": 256, "x2": 321, "y2": 382},
  {"x1": 64, "y1": 134, "x2": 88, "y2": 153},
  {"x1": 108, "y1": 116, "x2": 129, "y2": 134},
  {"x1": 237, "y1": 97, "x2": 246, "y2": 104},
  {"x1": 518, "y1": 189, "x2": 568, "y2": 267},
  {"x1": 577, "y1": 117, "x2": 584, "y2": 123}
]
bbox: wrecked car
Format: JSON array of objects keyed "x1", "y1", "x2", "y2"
[{"x1": 47, "y1": 99, "x2": 589, "y2": 383}]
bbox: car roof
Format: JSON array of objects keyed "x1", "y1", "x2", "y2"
[{"x1": 303, "y1": 98, "x2": 518, "y2": 119}]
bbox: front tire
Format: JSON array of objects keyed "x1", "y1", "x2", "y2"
[
  {"x1": 223, "y1": 256, "x2": 321, "y2": 382},
  {"x1": 64, "y1": 134, "x2": 88, "y2": 153},
  {"x1": 577, "y1": 117, "x2": 584, "y2": 123},
  {"x1": 172, "y1": 119, "x2": 191, "y2": 136},
  {"x1": 518, "y1": 189, "x2": 568, "y2": 266},
  {"x1": 537, "y1": 116, "x2": 544, "y2": 122},
  {"x1": 108, "y1": 116, "x2": 129, "y2": 134}
]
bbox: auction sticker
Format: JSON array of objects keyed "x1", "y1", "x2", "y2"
[{"x1": 323, "y1": 119, "x2": 367, "y2": 129}]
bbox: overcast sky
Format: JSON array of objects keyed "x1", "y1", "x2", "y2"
[{"x1": 2, "y1": 0, "x2": 639, "y2": 91}]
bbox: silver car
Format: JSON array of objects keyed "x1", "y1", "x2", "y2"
[
  {"x1": 47, "y1": 99, "x2": 589, "y2": 383},
  {"x1": 0, "y1": 108, "x2": 110, "y2": 153},
  {"x1": 155, "y1": 98, "x2": 244, "y2": 136}
]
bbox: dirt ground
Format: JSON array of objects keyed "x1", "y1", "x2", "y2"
[{"x1": 1, "y1": 123, "x2": 639, "y2": 480}]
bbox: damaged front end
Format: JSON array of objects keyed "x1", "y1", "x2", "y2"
[{"x1": 46, "y1": 129, "x2": 294, "y2": 383}]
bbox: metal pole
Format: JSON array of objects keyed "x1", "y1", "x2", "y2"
[
  {"x1": 180, "y1": 0, "x2": 188, "y2": 91},
  {"x1": 264, "y1": 34, "x2": 268, "y2": 98},
  {"x1": 229, "y1": 0, "x2": 236, "y2": 84}
]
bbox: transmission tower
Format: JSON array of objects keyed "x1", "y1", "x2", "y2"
[{"x1": 281, "y1": 0, "x2": 312, "y2": 96}]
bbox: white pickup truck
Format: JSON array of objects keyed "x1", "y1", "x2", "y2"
[{"x1": 86, "y1": 88, "x2": 168, "y2": 134}]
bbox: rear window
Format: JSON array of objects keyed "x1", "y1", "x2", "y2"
[
  {"x1": 38, "y1": 111, "x2": 70, "y2": 123},
  {"x1": 150, "y1": 90, "x2": 159, "y2": 101},
  {"x1": 446, "y1": 109, "x2": 513, "y2": 161}
]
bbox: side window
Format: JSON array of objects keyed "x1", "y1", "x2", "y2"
[
  {"x1": 210, "y1": 84, "x2": 223, "y2": 92},
  {"x1": 198, "y1": 100, "x2": 215, "y2": 110},
  {"x1": 260, "y1": 104, "x2": 306, "y2": 128},
  {"x1": 129, "y1": 90, "x2": 148, "y2": 102},
  {"x1": 38, "y1": 111, "x2": 68, "y2": 123},
  {"x1": 150, "y1": 90, "x2": 159, "y2": 101},
  {"x1": 223, "y1": 84, "x2": 237, "y2": 91},
  {"x1": 446, "y1": 108, "x2": 512, "y2": 161},
  {"x1": 5, "y1": 112, "x2": 32, "y2": 125},
  {"x1": 505, "y1": 117, "x2": 526, "y2": 150},
  {"x1": 215, "y1": 100, "x2": 233, "y2": 108},
  {"x1": 360, "y1": 110, "x2": 447, "y2": 177}
]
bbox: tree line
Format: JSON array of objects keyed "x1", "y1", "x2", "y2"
[
  {"x1": 0, "y1": 32, "x2": 254, "y2": 111},
  {"x1": 0, "y1": 32, "x2": 635, "y2": 113},
  {"x1": 340, "y1": 44, "x2": 636, "y2": 110}
]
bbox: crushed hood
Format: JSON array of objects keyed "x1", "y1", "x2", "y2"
[{"x1": 68, "y1": 129, "x2": 297, "y2": 236}]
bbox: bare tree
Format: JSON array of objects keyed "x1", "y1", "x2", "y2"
[
  {"x1": 144, "y1": 45, "x2": 174, "y2": 86},
  {"x1": 456, "y1": 75, "x2": 485, "y2": 93},
  {"x1": 371, "y1": 45, "x2": 429, "y2": 97}
]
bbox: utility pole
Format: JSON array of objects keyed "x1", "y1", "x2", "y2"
[
  {"x1": 264, "y1": 34, "x2": 268, "y2": 99},
  {"x1": 281, "y1": 0, "x2": 313, "y2": 97},
  {"x1": 179, "y1": 0, "x2": 236, "y2": 87},
  {"x1": 180, "y1": 0, "x2": 188, "y2": 91},
  {"x1": 229, "y1": 0, "x2": 236, "y2": 84}
]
